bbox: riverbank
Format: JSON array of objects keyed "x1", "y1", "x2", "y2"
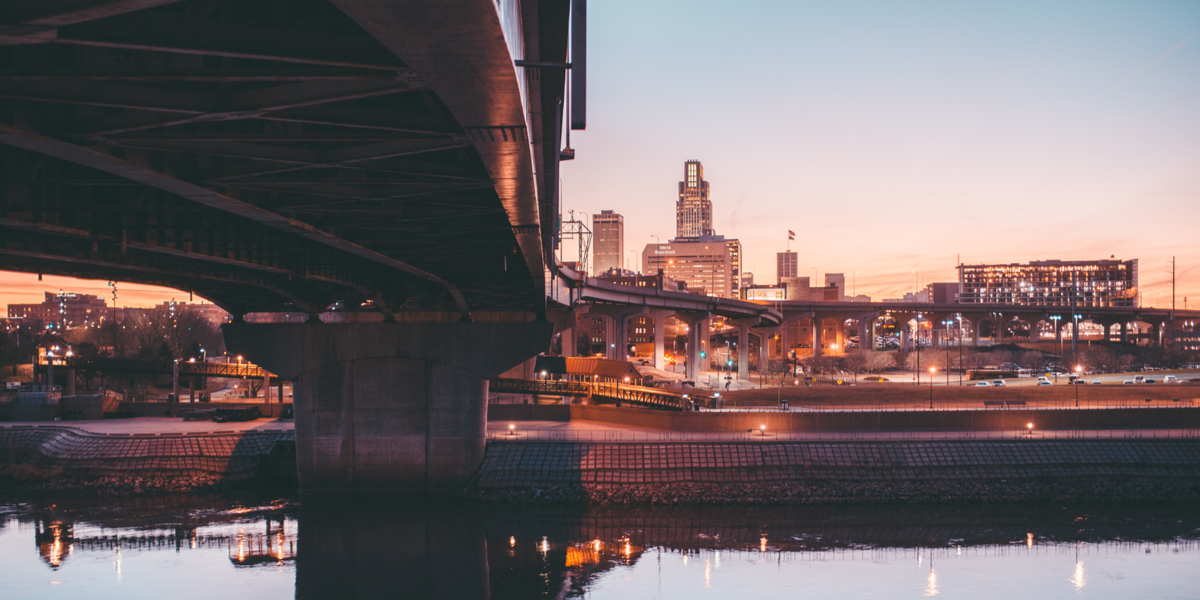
[
  {"x1": 0, "y1": 424, "x2": 295, "y2": 496},
  {"x1": 469, "y1": 438, "x2": 1200, "y2": 505},
  {"x1": 469, "y1": 478, "x2": 1200, "y2": 505}
]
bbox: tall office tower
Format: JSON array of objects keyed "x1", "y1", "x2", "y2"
[
  {"x1": 725, "y1": 239, "x2": 742, "y2": 296},
  {"x1": 676, "y1": 160, "x2": 713, "y2": 238},
  {"x1": 777, "y1": 252, "x2": 798, "y2": 284},
  {"x1": 740, "y1": 272, "x2": 755, "y2": 288},
  {"x1": 592, "y1": 210, "x2": 624, "y2": 274},
  {"x1": 825, "y1": 273, "x2": 846, "y2": 301}
]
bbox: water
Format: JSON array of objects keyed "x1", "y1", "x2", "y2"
[{"x1": 2, "y1": 495, "x2": 1198, "y2": 599}]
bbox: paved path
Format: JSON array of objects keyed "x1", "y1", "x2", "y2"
[
  {"x1": 0, "y1": 417, "x2": 293, "y2": 435},
  {"x1": 486, "y1": 420, "x2": 1200, "y2": 441}
]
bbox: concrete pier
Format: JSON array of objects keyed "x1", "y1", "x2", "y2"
[{"x1": 225, "y1": 322, "x2": 551, "y2": 495}]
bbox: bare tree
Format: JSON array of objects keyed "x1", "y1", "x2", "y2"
[
  {"x1": 863, "y1": 351, "x2": 896, "y2": 375},
  {"x1": 842, "y1": 351, "x2": 868, "y2": 382}
]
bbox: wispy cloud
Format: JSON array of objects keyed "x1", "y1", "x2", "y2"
[{"x1": 1112, "y1": 25, "x2": 1200, "y2": 90}]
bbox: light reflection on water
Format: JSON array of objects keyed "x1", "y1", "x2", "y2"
[{"x1": 0, "y1": 498, "x2": 1198, "y2": 599}]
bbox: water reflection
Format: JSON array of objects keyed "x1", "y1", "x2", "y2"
[{"x1": 3, "y1": 498, "x2": 1200, "y2": 599}]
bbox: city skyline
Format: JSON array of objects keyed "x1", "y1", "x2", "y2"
[
  {"x1": 559, "y1": 0, "x2": 1199, "y2": 305},
  {"x1": 1, "y1": 1, "x2": 1197, "y2": 310}
]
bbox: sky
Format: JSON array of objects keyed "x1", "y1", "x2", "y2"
[
  {"x1": 561, "y1": 0, "x2": 1200, "y2": 306},
  {"x1": 2, "y1": 0, "x2": 1198, "y2": 310}
]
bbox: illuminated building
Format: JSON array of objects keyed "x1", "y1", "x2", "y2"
[
  {"x1": 7, "y1": 291, "x2": 107, "y2": 329},
  {"x1": 676, "y1": 160, "x2": 713, "y2": 238},
  {"x1": 642, "y1": 238, "x2": 733, "y2": 298},
  {"x1": 592, "y1": 210, "x2": 624, "y2": 273},
  {"x1": 957, "y1": 259, "x2": 1138, "y2": 307}
]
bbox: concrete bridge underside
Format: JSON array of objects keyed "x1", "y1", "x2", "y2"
[{"x1": 1, "y1": 0, "x2": 575, "y2": 494}]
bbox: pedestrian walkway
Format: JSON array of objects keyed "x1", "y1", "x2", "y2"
[
  {"x1": 0, "y1": 417, "x2": 293, "y2": 436},
  {"x1": 486, "y1": 420, "x2": 1200, "y2": 442}
]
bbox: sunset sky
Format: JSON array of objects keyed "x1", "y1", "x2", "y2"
[
  {"x1": 562, "y1": 0, "x2": 1200, "y2": 306},
  {"x1": 2, "y1": 0, "x2": 1198, "y2": 310}
]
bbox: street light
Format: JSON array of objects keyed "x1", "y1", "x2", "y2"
[
  {"x1": 1080, "y1": 364, "x2": 1089, "y2": 408},
  {"x1": 929, "y1": 366, "x2": 936, "y2": 409}
]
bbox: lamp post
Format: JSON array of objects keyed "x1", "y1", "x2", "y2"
[
  {"x1": 929, "y1": 366, "x2": 936, "y2": 409},
  {"x1": 1080, "y1": 364, "x2": 1089, "y2": 408}
]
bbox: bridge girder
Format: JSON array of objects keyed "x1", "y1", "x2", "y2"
[{"x1": 0, "y1": 0, "x2": 569, "y2": 319}]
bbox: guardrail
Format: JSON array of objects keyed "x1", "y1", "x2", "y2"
[
  {"x1": 55, "y1": 357, "x2": 273, "y2": 379},
  {"x1": 486, "y1": 428, "x2": 1200, "y2": 442}
]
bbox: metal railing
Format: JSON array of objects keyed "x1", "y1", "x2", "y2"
[
  {"x1": 489, "y1": 378, "x2": 710, "y2": 411},
  {"x1": 486, "y1": 428, "x2": 1200, "y2": 442},
  {"x1": 58, "y1": 357, "x2": 273, "y2": 379}
]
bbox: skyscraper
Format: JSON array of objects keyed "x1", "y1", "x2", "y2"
[
  {"x1": 777, "y1": 252, "x2": 798, "y2": 284},
  {"x1": 676, "y1": 160, "x2": 713, "y2": 238},
  {"x1": 592, "y1": 210, "x2": 624, "y2": 274}
]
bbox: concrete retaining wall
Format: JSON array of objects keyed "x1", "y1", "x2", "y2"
[
  {"x1": 476, "y1": 439, "x2": 1200, "y2": 489},
  {"x1": 0, "y1": 425, "x2": 294, "y2": 480},
  {"x1": 488, "y1": 403, "x2": 1200, "y2": 431}
]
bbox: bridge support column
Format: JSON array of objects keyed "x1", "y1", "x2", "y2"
[
  {"x1": 66, "y1": 369, "x2": 76, "y2": 396},
  {"x1": 972, "y1": 321, "x2": 980, "y2": 346},
  {"x1": 224, "y1": 322, "x2": 551, "y2": 495},
  {"x1": 758, "y1": 327, "x2": 778, "y2": 375},
  {"x1": 730, "y1": 318, "x2": 759, "y2": 381},
  {"x1": 857, "y1": 314, "x2": 876, "y2": 351},
  {"x1": 589, "y1": 306, "x2": 647, "y2": 361},
  {"x1": 812, "y1": 316, "x2": 824, "y2": 357},
  {"x1": 676, "y1": 312, "x2": 710, "y2": 382},
  {"x1": 1121, "y1": 321, "x2": 1129, "y2": 343},
  {"x1": 648, "y1": 309, "x2": 673, "y2": 370}
]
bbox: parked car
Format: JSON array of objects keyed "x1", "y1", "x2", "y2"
[
  {"x1": 974, "y1": 381, "x2": 990, "y2": 387},
  {"x1": 1145, "y1": 379, "x2": 1158, "y2": 384},
  {"x1": 1164, "y1": 376, "x2": 1178, "y2": 383},
  {"x1": 1037, "y1": 381, "x2": 1052, "y2": 386},
  {"x1": 1091, "y1": 381, "x2": 1103, "y2": 385},
  {"x1": 1123, "y1": 380, "x2": 1134, "y2": 384},
  {"x1": 991, "y1": 380, "x2": 1006, "y2": 387}
]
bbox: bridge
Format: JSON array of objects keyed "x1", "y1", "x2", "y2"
[
  {"x1": 0, "y1": 0, "x2": 786, "y2": 495},
  {"x1": 3, "y1": 1, "x2": 1191, "y2": 496},
  {"x1": 489, "y1": 377, "x2": 714, "y2": 411},
  {"x1": 749, "y1": 300, "x2": 1200, "y2": 360}
]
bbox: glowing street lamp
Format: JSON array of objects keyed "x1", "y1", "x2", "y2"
[
  {"x1": 929, "y1": 366, "x2": 936, "y2": 408},
  {"x1": 1074, "y1": 365, "x2": 1083, "y2": 407}
]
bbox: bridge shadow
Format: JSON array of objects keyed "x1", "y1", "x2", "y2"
[{"x1": 296, "y1": 496, "x2": 490, "y2": 600}]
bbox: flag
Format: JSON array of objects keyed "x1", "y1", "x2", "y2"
[{"x1": 787, "y1": 230, "x2": 795, "y2": 240}]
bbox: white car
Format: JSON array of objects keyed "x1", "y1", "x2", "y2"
[
  {"x1": 991, "y1": 380, "x2": 1006, "y2": 387},
  {"x1": 974, "y1": 381, "x2": 990, "y2": 387},
  {"x1": 1037, "y1": 381, "x2": 1052, "y2": 386}
]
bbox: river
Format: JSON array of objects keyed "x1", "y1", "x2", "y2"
[{"x1": 2, "y1": 495, "x2": 1197, "y2": 599}]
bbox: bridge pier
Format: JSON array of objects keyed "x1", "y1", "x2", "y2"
[
  {"x1": 224, "y1": 322, "x2": 551, "y2": 495},
  {"x1": 648, "y1": 309, "x2": 673, "y2": 370},
  {"x1": 730, "y1": 318, "x2": 758, "y2": 381},
  {"x1": 1121, "y1": 321, "x2": 1129, "y2": 344},
  {"x1": 677, "y1": 311, "x2": 710, "y2": 382},
  {"x1": 589, "y1": 306, "x2": 647, "y2": 361}
]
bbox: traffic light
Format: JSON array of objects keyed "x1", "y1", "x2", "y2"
[
  {"x1": 727, "y1": 359, "x2": 733, "y2": 366},
  {"x1": 700, "y1": 351, "x2": 707, "y2": 358}
]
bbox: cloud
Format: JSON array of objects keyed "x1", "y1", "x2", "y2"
[{"x1": 1111, "y1": 25, "x2": 1200, "y2": 90}]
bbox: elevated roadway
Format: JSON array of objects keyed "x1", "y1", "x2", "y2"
[{"x1": 746, "y1": 299, "x2": 1200, "y2": 358}]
